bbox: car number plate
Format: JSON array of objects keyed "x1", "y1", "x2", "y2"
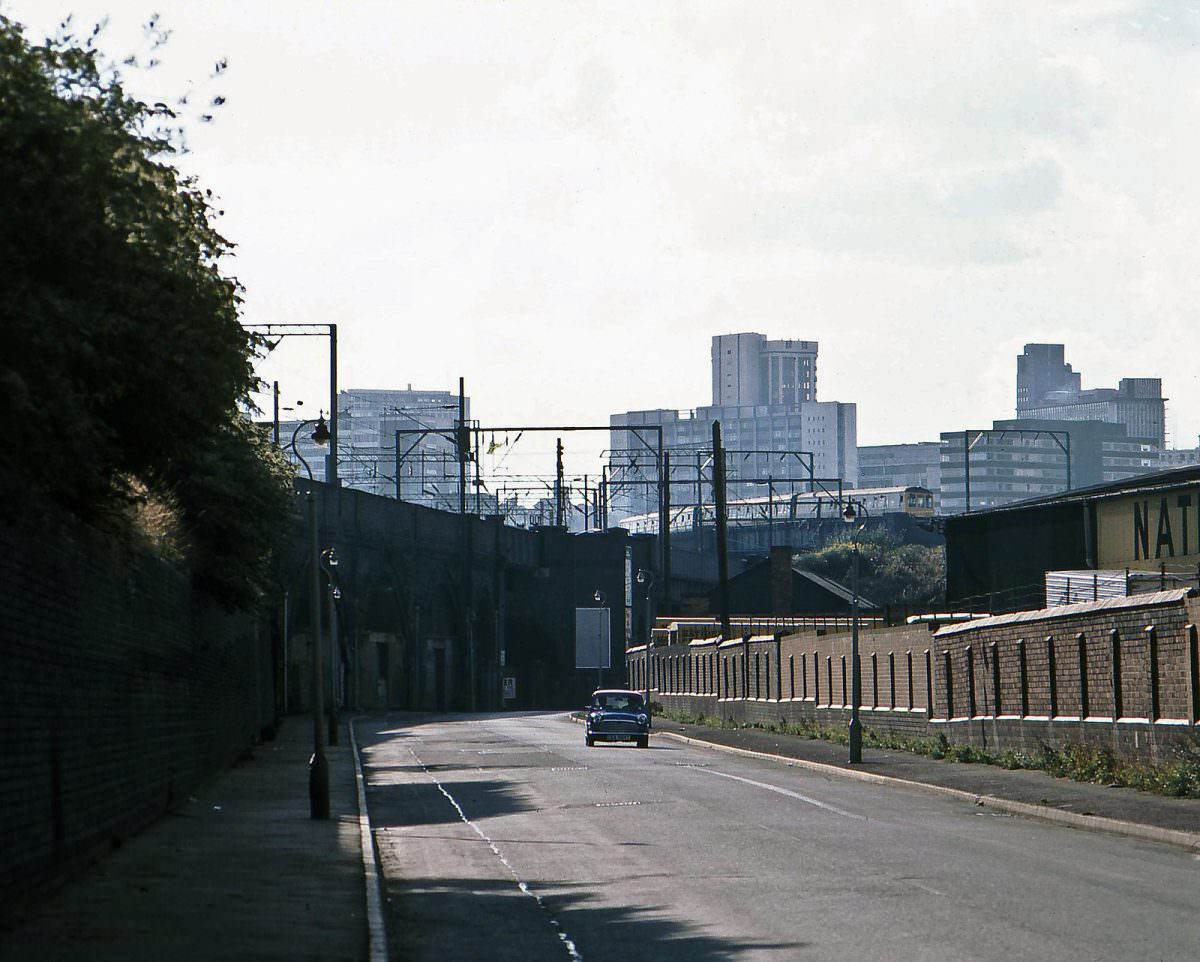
[{"x1": 601, "y1": 734, "x2": 625, "y2": 741}]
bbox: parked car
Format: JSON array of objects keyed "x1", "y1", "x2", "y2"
[{"x1": 584, "y1": 689, "x2": 650, "y2": 748}]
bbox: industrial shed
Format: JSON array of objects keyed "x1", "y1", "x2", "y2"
[{"x1": 945, "y1": 464, "x2": 1200, "y2": 613}]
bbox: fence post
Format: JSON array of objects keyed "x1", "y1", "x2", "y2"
[
  {"x1": 907, "y1": 650, "x2": 914, "y2": 711},
  {"x1": 776, "y1": 633, "x2": 784, "y2": 701},
  {"x1": 990, "y1": 641, "x2": 1002, "y2": 716},
  {"x1": 1146, "y1": 625, "x2": 1159, "y2": 722},
  {"x1": 1017, "y1": 638, "x2": 1029, "y2": 717},
  {"x1": 1188, "y1": 625, "x2": 1199, "y2": 726},
  {"x1": 888, "y1": 651, "x2": 896, "y2": 709},
  {"x1": 1109, "y1": 629, "x2": 1122, "y2": 720},
  {"x1": 924, "y1": 648, "x2": 933, "y2": 718},
  {"x1": 871, "y1": 652, "x2": 879, "y2": 709},
  {"x1": 1076, "y1": 632, "x2": 1089, "y2": 720},
  {"x1": 840, "y1": 655, "x2": 848, "y2": 708},
  {"x1": 789, "y1": 654, "x2": 795, "y2": 700},
  {"x1": 943, "y1": 650, "x2": 954, "y2": 719},
  {"x1": 1046, "y1": 636, "x2": 1058, "y2": 719},
  {"x1": 812, "y1": 651, "x2": 819, "y2": 705},
  {"x1": 965, "y1": 646, "x2": 976, "y2": 717},
  {"x1": 826, "y1": 655, "x2": 833, "y2": 708}
]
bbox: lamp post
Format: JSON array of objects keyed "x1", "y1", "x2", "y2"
[
  {"x1": 841, "y1": 499, "x2": 869, "y2": 765},
  {"x1": 291, "y1": 414, "x2": 331, "y2": 819},
  {"x1": 320, "y1": 547, "x2": 342, "y2": 747},
  {"x1": 636, "y1": 569, "x2": 654, "y2": 719}
]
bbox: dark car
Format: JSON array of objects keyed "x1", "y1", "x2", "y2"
[{"x1": 584, "y1": 689, "x2": 650, "y2": 748}]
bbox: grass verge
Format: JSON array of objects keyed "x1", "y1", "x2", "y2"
[{"x1": 660, "y1": 709, "x2": 1200, "y2": 798}]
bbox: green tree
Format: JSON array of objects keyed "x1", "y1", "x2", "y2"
[
  {"x1": 0, "y1": 15, "x2": 291, "y2": 608},
  {"x1": 793, "y1": 529, "x2": 946, "y2": 609}
]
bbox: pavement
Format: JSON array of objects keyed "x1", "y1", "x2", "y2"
[
  {"x1": 0, "y1": 717, "x2": 371, "y2": 962},
  {"x1": 2, "y1": 710, "x2": 1197, "y2": 961}
]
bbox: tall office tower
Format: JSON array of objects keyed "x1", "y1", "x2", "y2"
[
  {"x1": 1016, "y1": 343, "x2": 1080, "y2": 412},
  {"x1": 711, "y1": 333, "x2": 818, "y2": 407},
  {"x1": 1014, "y1": 344, "x2": 1166, "y2": 447}
]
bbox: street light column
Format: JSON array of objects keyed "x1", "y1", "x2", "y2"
[
  {"x1": 842, "y1": 499, "x2": 867, "y2": 765},
  {"x1": 848, "y1": 531, "x2": 862, "y2": 764},
  {"x1": 292, "y1": 416, "x2": 331, "y2": 820},
  {"x1": 637, "y1": 569, "x2": 654, "y2": 720},
  {"x1": 306, "y1": 492, "x2": 331, "y2": 813}
]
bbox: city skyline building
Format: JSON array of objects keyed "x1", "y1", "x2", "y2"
[
  {"x1": 711, "y1": 332, "x2": 818, "y2": 407},
  {"x1": 609, "y1": 332, "x2": 855, "y2": 523},
  {"x1": 939, "y1": 417, "x2": 1157, "y2": 514},
  {"x1": 280, "y1": 386, "x2": 468, "y2": 510},
  {"x1": 1014, "y1": 343, "x2": 1166, "y2": 447}
]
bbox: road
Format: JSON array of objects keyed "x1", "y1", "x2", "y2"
[{"x1": 357, "y1": 712, "x2": 1199, "y2": 962}]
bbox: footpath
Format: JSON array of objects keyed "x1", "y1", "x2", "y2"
[
  {"x1": 651, "y1": 715, "x2": 1200, "y2": 851},
  {"x1": 0, "y1": 718, "x2": 369, "y2": 962}
]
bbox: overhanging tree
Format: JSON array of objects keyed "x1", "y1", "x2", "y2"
[{"x1": 0, "y1": 15, "x2": 291, "y2": 609}]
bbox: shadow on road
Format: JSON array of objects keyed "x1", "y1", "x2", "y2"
[
  {"x1": 367, "y1": 778, "x2": 536, "y2": 827},
  {"x1": 384, "y1": 874, "x2": 807, "y2": 961}
]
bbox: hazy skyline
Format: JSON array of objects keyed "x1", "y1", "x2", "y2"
[{"x1": 8, "y1": 1, "x2": 1199, "y2": 460}]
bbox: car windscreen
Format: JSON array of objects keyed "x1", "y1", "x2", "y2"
[{"x1": 594, "y1": 694, "x2": 644, "y2": 711}]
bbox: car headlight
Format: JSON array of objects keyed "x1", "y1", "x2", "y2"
[{"x1": 637, "y1": 713, "x2": 648, "y2": 726}]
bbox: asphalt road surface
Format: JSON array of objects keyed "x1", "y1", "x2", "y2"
[{"x1": 358, "y1": 712, "x2": 1199, "y2": 962}]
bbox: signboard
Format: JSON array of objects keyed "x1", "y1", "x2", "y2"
[
  {"x1": 502, "y1": 677, "x2": 516, "y2": 700},
  {"x1": 575, "y1": 607, "x2": 611, "y2": 669},
  {"x1": 1096, "y1": 488, "x2": 1200, "y2": 570}
]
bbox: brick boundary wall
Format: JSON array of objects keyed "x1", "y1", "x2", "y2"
[
  {"x1": 0, "y1": 511, "x2": 273, "y2": 908},
  {"x1": 630, "y1": 591, "x2": 1200, "y2": 762}
]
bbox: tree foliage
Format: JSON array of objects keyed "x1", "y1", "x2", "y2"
[
  {"x1": 0, "y1": 15, "x2": 291, "y2": 608},
  {"x1": 793, "y1": 529, "x2": 946, "y2": 609}
]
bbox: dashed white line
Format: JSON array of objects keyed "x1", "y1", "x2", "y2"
[{"x1": 409, "y1": 747, "x2": 584, "y2": 962}]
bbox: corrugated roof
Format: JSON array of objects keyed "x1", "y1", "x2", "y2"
[{"x1": 934, "y1": 588, "x2": 1195, "y2": 637}]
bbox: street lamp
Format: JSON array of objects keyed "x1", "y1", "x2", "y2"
[
  {"x1": 841, "y1": 499, "x2": 869, "y2": 764},
  {"x1": 291, "y1": 414, "x2": 331, "y2": 819},
  {"x1": 636, "y1": 569, "x2": 654, "y2": 722},
  {"x1": 319, "y1": 547, "x2": 342, "y2": 747}
]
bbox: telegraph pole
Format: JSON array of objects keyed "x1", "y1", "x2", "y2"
[
  {"x1": 555, "y1": 438, "x2": 565, "y2": 527},
  {"x1": 328, "y1": 324, "x2": 338, "y2": 486},
  {"x1": 458, "y1": 378, "x2": 468, "y2": 516},
  {"x1": 662, "y1": 450, "x2": 671, "y2": 613},
  {"x1": 712, "y1": 421, "x2": 731, "y2": 641},
  {"x1": 456, "y1": 377, "x2": 476, "y2": 709}
]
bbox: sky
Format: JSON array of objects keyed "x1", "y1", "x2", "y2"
[{"x1": 7, "y1": 0, "x2": 1200, "y2": 468}]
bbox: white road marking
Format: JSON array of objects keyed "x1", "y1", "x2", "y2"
[
  {"x1": 408, "y1": 747, "x2": 584, "y2": 962},
  {"x1": 689, "y1": 766, "x2": 867, "y2": 820}
]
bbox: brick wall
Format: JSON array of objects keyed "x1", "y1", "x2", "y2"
[
  {"x1": 0, "y1": 510, "x2": 273, "y2": 907},
  {"x1": 631, "y1": 591, "x2": 1200, "y2": 761}
]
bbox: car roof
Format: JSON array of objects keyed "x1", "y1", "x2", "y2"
[{"x1": 591, "y1": 689, "x2": 642, "y2": 697}]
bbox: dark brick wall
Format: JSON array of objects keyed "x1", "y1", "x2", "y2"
[
  {"x1": 633, "y1": 593, "x2": 1200, "y2": 761},
  {"x1": 0, "y1": 511, "x2": 272, "y2": 905}
]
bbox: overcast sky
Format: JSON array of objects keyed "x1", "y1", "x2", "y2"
[{"x1": 8, "y1": 1, "x2": 1200, "y2": 463}]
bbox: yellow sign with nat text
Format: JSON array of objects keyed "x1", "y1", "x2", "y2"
[{"x1": 1096, "y1": 489, "x2": 1200, "y2": 569}]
